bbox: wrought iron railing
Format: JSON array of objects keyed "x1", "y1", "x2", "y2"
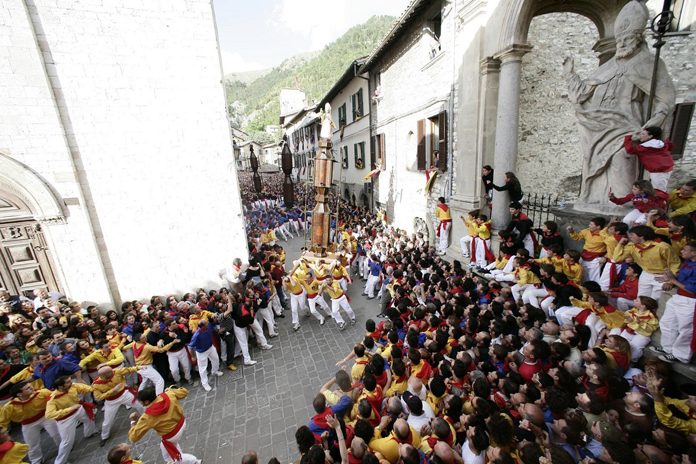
[{"x1": 523, "y1": 193, "x2": 559, "y2": 228}]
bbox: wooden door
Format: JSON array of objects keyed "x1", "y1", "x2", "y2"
[{"x1": 0, "y1": 221, "x2": 60, "y2": 297}]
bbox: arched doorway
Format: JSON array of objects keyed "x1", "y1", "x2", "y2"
[{"x1": 0, "y1": 190, "x2": 61, "y2": 297}]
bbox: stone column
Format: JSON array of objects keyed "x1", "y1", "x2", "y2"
[{"x1": 491, "y1": 44, "x2": 532, "y2": 229}]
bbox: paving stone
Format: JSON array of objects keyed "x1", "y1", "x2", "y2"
[{"x1": 37, "y1": 236, "x2": 379, "y2": 464}]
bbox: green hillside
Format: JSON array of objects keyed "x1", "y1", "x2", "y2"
[{"x1": 225, "y1": 15, "x2": 395, "y2": 143}]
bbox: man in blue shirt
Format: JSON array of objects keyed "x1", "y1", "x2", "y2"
[
  {"x1": 659, "y1": 242, "x2": 696, "y2": 363},
  {"x1": 33, "y1": 350, "x2": 83, "y2": 389},
  {"x1": 188, "y1": 319, "x2": 222, "y2": 392},
  {"x1": 364, "y1": 255, "x2": 382, "y2": 300}
]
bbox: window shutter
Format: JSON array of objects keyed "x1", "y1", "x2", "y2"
[
  {"x1": 438, "y1": 111, "x2": 448, "y2": 171},
  {"x1": 357, "y1": 88, "x2": 364, "y2": 118},
  {"x1": 417, "y1": 119, "x2": 426, "y2": 170},
  {"x1": 379, "y1": 134, "x2": 386, "y2": 170}
]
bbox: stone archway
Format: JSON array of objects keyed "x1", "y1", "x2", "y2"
[
  {"x1": 487, "y1": 0, "x2": 631, "y2": 227},
  {"x1": 0, "y1": 152, "x2": 66, "y2": 296}
]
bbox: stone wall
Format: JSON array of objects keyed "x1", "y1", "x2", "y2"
[
  {"x1": 518, "y1": 11, "x2": 696, "y2": 200},
  {"x1": 0, "y1": 0, "x2": 248, "y2": 305}
]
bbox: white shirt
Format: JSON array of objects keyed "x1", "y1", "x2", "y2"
[{"x1": 461, "y1": 439, "x2": 485, "y2": 464}]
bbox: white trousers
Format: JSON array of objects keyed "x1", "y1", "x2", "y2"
[
  {"x1": 194, "y1": 346, "x2": 220, "y2": 389},
  {"x1": 638, "y1": 271, "x2": 663, "y2": 300},
  {"x1": 331, "y1": 295, "x2": 355, "y2": 325},
  {"x1": 167, "y1": 349, "x2": 191, "y2": 383},
  {"x1": 365, "y1": 274, "x2": 380, "y2": 298},
  {"x1": 270, "y1": 293, "x2": 284, "y2": 316},
  {"x1": 337, "y1": 277, "x2": 348, "y2": 292},
  {"x1": 540, "y1": 296, "x2": 555, "y2": 317},
  {"x1": 289, "y1": 292, "x2": 306, "y2": 324},
  {"x1": 650, "y1": 170, "x2": 673, "y2": 192},
  {"x1": 522, "y1": 286, "x2": 548, "y2": 308},
  {"x1": 232, "y1": 320, "x2": 269, "y2": 363},
  {"x1": 101, "y1": 389, "x2": 143, "y2": 439},
  {"x1": 256, "y1": 306, "x2": 278, "y2": 336},
  {"x1": 555, "y1": 306, "x2": 584, "y2": 326},
  {"x1": 598, "y1": 261, "x2": 617, "y2": 291},
  {"x1": 622, "y1": 209, "x2": 647, "y2": 226},
  {"x1": 459, "y1": 235, "x2": 472, "y2": 257},
  {"x1": 584, "y1": 313, "x2": 606, "y2": 347},
  {"x1": 23, "y1": 416, "x2": 60, "y2": 464},
  {"x1": 511, "y1": 283, "x2": 530, "y2": 303},
  {"x1": 437, "y1": 222, "x2": 451, "y2": 253},
  {"x1": 522, "y1": 234, "x2": 534, "y2": 257},
  {"x1": 580, "y1": 257, "x2": 602, "y2": 284},
  {"x1": 472, "y1": 237, "x2": 492, "y2": 267},
  {"x1": 615, "y1": 297, "x2": 634, "y2": 311},
  {"x1": 307, "y1": 294, "x2": 330, "y2": 321},
  {"x1": 660, "y1": 294, "x2": 696, "y2": 363},
  {"x1": 139, "y1": 364, "x2": 165, "y2": 395},
  {"x1": 160, "y1": 419, "x2": 198, "y2": 464},
  {"x1": 55, "y1": 406, "x2": 97, "y2": 464}
]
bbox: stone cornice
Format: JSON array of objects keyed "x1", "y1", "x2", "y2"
[
  {"x1": 494, "y1": 43, "x2": 533, "y2": 63},
  {"x1": 480, "y1": 57, "x2": 501, "y2": 75}
]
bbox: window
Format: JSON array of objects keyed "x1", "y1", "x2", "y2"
[
  {"x1": 354, "y1": 142, "x2": 365, "y2": 169},
  {"x1": 416, "y1": 111, "x2": 447, "y2": 171},
  {"x1": 338, "y1": 103, "x2": 347, "y2": 128},
  {"x1": 351, "y1": 88, "x2": 364, "y2": 121}
]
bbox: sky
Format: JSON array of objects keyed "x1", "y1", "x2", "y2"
[{"x1": 212, "y1": 0, "x2": 412, "y2": 74}]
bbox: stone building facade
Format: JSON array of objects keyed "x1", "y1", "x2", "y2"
[
  {"x1": 361, "y1": 0, "x2": 695, "y2": 256},
  {"x1": 0, "y1": 0, "x2": 248, "y2": 307}
]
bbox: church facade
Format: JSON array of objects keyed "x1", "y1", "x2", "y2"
[{"x1": 0, "y1": 0, "x2": 248, "y2": 307}]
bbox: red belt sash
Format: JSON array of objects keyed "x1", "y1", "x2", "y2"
[
  {"x1": 292, "y1": 290, "x2": 303, "y2": 296},
  {"x1": 436, "y1": 219, "x2": 452, "y2": 237},
  {"x1": 105, "y1": 386, "x2": 138, "y2": 402},
  {"x1": 580, "y1": 250, "x2": 604, "y2": 261},
  {"x1": 316, "y1": 276, "x2": 327, "y2": 281},
  {"x1": 307, "y1": 293, "x2": 318, "y2": 299},
  {"x1": 678, "y1": 289, "x2": 696, "y2": 298},
  {"x1": 59, "y1": 401, "x2": 96, "y2": 421},
  {"x1": 21, "y1": 409, "x2": 46, "y2": 425},
  {"x1": 161, "y1": 416, "x2": 185, "y2": 462}
]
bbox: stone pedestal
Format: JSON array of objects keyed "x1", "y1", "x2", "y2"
[{"x1": 551, "y1": 204, "x2": 630, "y2": 252}]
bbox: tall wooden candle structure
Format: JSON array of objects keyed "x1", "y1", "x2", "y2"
[{"x1": 311, "y1": 103, "x2": 335, "y2": 251}]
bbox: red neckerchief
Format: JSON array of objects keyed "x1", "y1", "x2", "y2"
[
  {"x1": 635, "y1": 242, "x2": 656, "y2": 255},
  {"x1": 0, "y1": 441, "x2": 15, "y2": 458},
  {"x1": 438, "y1": 204, "x2": 449, "y2": 213},
  {"x1": 12, "y1": 391, "x2": 39, "y2": 405},
  {"x1": 133, "y1": 342, "x2": 145, "y2": 359},
  {"x1": 311, "y1": 407, "x2": 332, "y2": 430},
  {"x1": 145, "y1": 392, "x2": 171, "y2": 416}
]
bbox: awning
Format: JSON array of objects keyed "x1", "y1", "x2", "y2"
[{"x1": 363, "y1": 168, "x2": 381, "y2": 180}]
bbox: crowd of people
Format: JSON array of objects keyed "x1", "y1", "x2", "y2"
[{"x1": 1, "y1": 144, "x2": 696, "y2": 464}]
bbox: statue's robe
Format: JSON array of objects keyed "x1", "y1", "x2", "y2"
[{"x1": 568, "y1": 44, "x2": 675, "y2": 206}]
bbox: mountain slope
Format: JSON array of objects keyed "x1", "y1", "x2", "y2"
[{"x1": 225, "y1": 15, "x2": 395, "y2": 142}]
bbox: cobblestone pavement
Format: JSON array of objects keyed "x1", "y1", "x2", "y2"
[{"x1": 40, "y1": 236, "x2": 380, "y2": 464}]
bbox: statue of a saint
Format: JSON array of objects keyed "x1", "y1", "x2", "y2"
[{"x1": 564, "y1": 0, "x2": 675, "y2": 209}]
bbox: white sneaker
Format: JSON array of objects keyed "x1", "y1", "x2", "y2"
[
  {"x1": 244, "y1": 360, "x2": 257, "y2": 366},
  {"x1": 261, "y1": 344, "x2": 273, "y2": 350},
  {"x1": 203, "y1": 384, "x2": 212, "y2": 392},
  {"x1": 214, "y1": 371, "x2": 223, "y2": 377}
]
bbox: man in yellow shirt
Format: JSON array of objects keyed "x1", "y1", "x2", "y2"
[
  {"x1": 647, "y1": 374, "x2": 696, "y2": 434},
  {"x1": 331, "y1": 262, "x2": 352, "y2": 292},
  {"x1": 300, "y1": 271, "x2": 329, "y2": 327},
  {"x1": 93, "y1": 365, "x2": 144, "y2": 447},
  {"x1": 612, "y1": 225, "x2": 680, "y2": 300},
  {"x1": 46, "y1": 376, "x2": 97, "y2": 464},
  {"x1": 471, "y1": 215, "x2": 495, "y2": 267},
  {"x1": 283, "y1": 273, "x2": 307, "y2": 331},
  {"x1": 369, "y1": 418, "x2": 422, "y2": 463},
  {"x1": 78, "y1": 341, "x2": 125, "y2": 371},
  {"x1": 107, "y1": 443, "x2": 143, "y2": 464},
  {"x1": 122, "y1": 334, "x2": 179, "y2": 395},
  {"x1": 322, "y1": 276, "x2": 356, "y2": 331},
  {"x1": 567, "y1": 217, "x2": 607, "y2": 283},
  {"x1": 0, "y1": 381, "x2": 59, "y2": 464},
  {"x1": 458, "y1": 210, "x2": 479, "y2": 259},
  {"x1": 0, "y1": 429, "x2": 29, "y2": 464},
  {"x1": 668, "y1": 180, "x2": 696, "y2": 218},
  {"x1": 435, "y1": 196, "x2": 452, "y2": 255},
  {"x1": 128, "y1": 386, "x2": 199, "y2": 464}
]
